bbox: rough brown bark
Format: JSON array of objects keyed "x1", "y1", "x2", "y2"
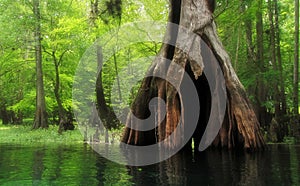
[
  {"x1": 32, "y1": 0, "x2": 48, "y2": 129},
  {"x1": 203, "y1": 22, "x2": 265, "y2": 149},
  {"x1": 121, "y1": 0, "x2": 265, "y2": 150}
]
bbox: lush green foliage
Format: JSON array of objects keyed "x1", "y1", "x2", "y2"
[
  {"x1": 0, "y1": 0, "x2": 167, "y2": 124},
  {"x1": 215, "y1": 0, "x2": 299, "y2": 141},
  {"x1": 0, "y1": 0, "x2": 299, "y2": 141}
]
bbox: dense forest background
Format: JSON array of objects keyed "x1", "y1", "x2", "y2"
[{"x1": 0, "y1": 0, "x2": 299, "y2": 143}]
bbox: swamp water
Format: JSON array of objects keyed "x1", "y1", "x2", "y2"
[{"x1": 0, "y1": 144, "x2": 299, "y2": 185}]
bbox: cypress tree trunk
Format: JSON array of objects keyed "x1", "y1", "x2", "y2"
[
  {"x1": 0, "y1": 106, "x2": 10, "y2": 124},
  {"x1": 255, "y1": 0, "x2": 268, "y2": 129},
  {"x1": 96, "y1": 46, "x2": 120, "y2": 130},
  {"x1": 32, "y1": 0, "x2": 48, "y2": 129},
  {"x1": 292, "y1": 0, "x2": 300, "y2": 140},
  {"x1": 121, "y1": 0, "x2": 265, "y2": 150}
]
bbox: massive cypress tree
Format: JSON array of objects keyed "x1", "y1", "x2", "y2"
[{"x1": 119, "y1": 0, "x2": 265, "y2": 150}]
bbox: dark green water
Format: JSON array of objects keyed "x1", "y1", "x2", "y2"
[{"x1": 0, "y1": 144, "x2": 299, "y2": 185}]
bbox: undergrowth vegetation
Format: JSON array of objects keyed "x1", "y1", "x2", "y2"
[{"x1": 0, "y1": 124, "x2": 83, "y2": 145}]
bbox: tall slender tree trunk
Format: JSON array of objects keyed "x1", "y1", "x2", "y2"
[
  {"x1": 234, "y1": 22, "x2": 241, "y2": 71},
  {"x1": 255, "y1": 0, "x2": 268, "y2": 128},
  {"x1": 89, "y1": 0, "x2": 122, "y2": 133},
  {"x1": 32, "y1": 0, "x2": 48, "y2": 129},
  {"x1": 273, "y1": 0, "x2": 288, "y2": 140},
  {"x1": 50, "y1": 51, "x2": 74, "y2": 133},
  {"x1": 53, "y1": 55, "x2": 66, "y2": 132},
  {"x1": 95, "y1": 46, "x2": 120, "y2": 130},
  {"x1": 113, "y1": 50, "x2": 122, "y2": 101},
  {"x1": 268, "y1": 0, "x2": 281, "y2": 119},
  {"x1": 242, "y1": 1, "x2": 255, "y2": 63},
  {"x1": 274, "y1": 0, "x2": 287, "y2": 116},
  {"x1": 242, "y1": 0, "x2": 267, "y2": 129},
  {"x1": 121, "y1": 0, "x2": 265, "y2": 150},
  {"x1": 292, "y1": 0, "x2": 300, "y2": 139}
]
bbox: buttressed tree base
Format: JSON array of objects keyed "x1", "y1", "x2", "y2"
[{"x1": 121, "y1": 0, "x2": 265, "y2": 150}]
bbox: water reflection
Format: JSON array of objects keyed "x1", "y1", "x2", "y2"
[
  {"x1": 125, "y1": 145, "x2": 300, "y2": 185},
  {"x1": 0, "y1": 144, "x2": 299, "y2": 185},
  {"x1": 32, "y1": 148, "x2": 45, "y2": 185}
]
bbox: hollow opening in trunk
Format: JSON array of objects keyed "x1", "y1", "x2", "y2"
[{"x1": 184, "y1": 62, "x2": 212, "y2": 151}]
